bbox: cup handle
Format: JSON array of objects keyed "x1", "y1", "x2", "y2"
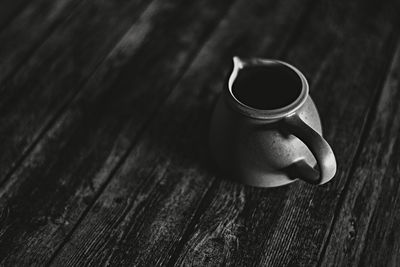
[{"x1": 280, "y1": 114, "x2": 337, "y2": 185}]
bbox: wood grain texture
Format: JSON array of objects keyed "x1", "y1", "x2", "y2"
[
  {"x1": 0, "y1": 0, "x2": 151, "y2": 188},
  {"x1": 0, "y1": 0, "x2": 399, "y2": 266},
  {"x1": 321, "y1": 42, "x2": 400, "y2": 267},
  {"x1": 0, "y1": 0, "x2": 83, "y2": 84},
  {"x1": 49, "y1": 0, "x2": 314, "y2": 265},
  {"x1": 0, "y1": 0, "x2": 234, "y2": 265},
  {"x1": 171, "y1": 0, "x2": 400, "y2": 266}
]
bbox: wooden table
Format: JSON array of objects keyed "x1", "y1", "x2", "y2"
[{"x1": 0, "y1": 0, "x2": 399, "y2": 266}]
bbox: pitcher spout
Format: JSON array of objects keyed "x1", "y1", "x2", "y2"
[
  {"x1": 229, "y1": 56, "x2": 244, "y2": 91},
  {"x1": 233, "y1": 56, "x2": 245, "y2": 69}
]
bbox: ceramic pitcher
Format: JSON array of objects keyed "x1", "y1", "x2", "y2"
[{"x1": 209, "y1": 57, "x2": 337, "y2": 187}]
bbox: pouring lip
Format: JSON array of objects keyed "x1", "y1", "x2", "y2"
[{"x1": 225, "y1": 57, "x2": 309, "y2": 121}]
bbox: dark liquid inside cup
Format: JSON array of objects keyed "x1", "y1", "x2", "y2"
[{"x1": 232, "y1": 64, "x2": 302, "y2": 110}]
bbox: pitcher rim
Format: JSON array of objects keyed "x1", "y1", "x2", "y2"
[{"x1": 225, "y1": 57, "x2": 309, "y2": 120}]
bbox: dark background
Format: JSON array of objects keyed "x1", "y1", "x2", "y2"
[{"x1": 0, "y1": 0, "x2": 399, "y2": 266}]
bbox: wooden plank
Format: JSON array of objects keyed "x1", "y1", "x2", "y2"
[
  {"x1": 0, "y1": 0, "x2": 151, "y2": 187},
  {"x1": 46, "y1": 0, "x2": 400, "y2": 266},
  {"x1": 0, "y1": 0, "x2": 235, "y2": 265},
  {"x1": 171, "y1": 1, "x2": 400, "y2": 266},
  {"x1": 48, "y1": 0, "x2": 315, "y2": 265},
  {"x1": 0, "y1": 0, "x2": 83, "y2": 85},
  {"x1": 321, "y1": 43, "x2": 400, "y2": 267}
]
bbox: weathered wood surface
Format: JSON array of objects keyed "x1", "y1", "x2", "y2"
[
  {"x1": 0, "y1": 0, "x2": 152, "y2": 186},
  {"x1": 0, "y1": 0, "x2": 399, "y2": 266},
  {"x1": 0, "y1": 0, "x2": 234, "y2": 265},
  {"x1": 321, "y1": 43, "x2": 400, "y2": 267},
  {"x1": 0, "y1": 0, "x2": 83, "y2": 84}
]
